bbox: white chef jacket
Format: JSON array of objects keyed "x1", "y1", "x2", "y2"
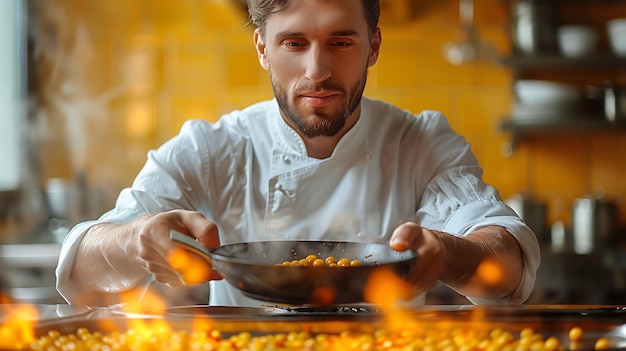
[{"x1": 56, "y1": 97, "x2": 540, "y2": 307}]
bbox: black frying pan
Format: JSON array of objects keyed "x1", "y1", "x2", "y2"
[{"x1": 170, "y1": 230, "x2": 418, "y2": 305}]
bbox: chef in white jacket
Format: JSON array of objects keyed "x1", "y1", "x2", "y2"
[{"x1": 56, "y1": 0, "x2": 540, "y2": 307}]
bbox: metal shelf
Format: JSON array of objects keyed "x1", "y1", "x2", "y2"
[
  {"x1": 498, "y1": 0, "x2": 626, "y2": 155},
  {"x1": 0, "y1": 243, "x2": 61, "y2": 268},
  {"x1": 500, "y1": 55, "x2": 626, "y2": 69},
  {"x1": 497, "y1": 117, "x2": 626, "y2": 156},
  {"x1": 499, "y1": 116, "x2": 626, "y2": 133},
  {"x1": 498, "y1": 54, "x2": 626, "y2": 155}
]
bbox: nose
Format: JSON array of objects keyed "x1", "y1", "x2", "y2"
[{"x1": 304, "y1": 44, "x2": 332, "y2": 83}]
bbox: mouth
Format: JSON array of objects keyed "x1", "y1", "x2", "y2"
[{"x1": 299, "y1": 91, "x2": 341, "y2": 107}]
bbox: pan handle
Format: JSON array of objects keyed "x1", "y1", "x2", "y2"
[{"x1": 169, "y1": 229, "x2": 212, "y2": 263}]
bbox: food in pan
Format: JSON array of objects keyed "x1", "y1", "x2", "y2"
[
  {"x1": 24, "y1": 325, "x2": 612, "y2": 351},
  {"x1": 197, "y1": 240, "x2": 417, "y2": 304},
  {"x1": 276, "y1": 254, "x2": 362, "y2": 267}
]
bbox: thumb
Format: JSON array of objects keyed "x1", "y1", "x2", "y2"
[
  {"x1": 176, "y1": 212, "x2": 221, "y2": 249},
  {"x1": 390, "y1": 222, "x2": 422, "y2": 251}
]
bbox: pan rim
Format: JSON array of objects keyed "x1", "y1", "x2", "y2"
[{"x1": 207, "y1": 240, "x2": 417, "y2": 266}]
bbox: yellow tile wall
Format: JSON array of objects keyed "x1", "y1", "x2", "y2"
[{"x1": 33, "y1": 0, "x2": 626, "y2": 233}]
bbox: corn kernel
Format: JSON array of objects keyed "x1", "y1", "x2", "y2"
[
  {"x1": 569, "y1": 327, "x2": 583, "y2": 341},
  {"x1": 595, "y1": 337, "x2": 610, "y2": 350},
  {"x1": 21, "y1": 324, "x2": 576, "y2": 351}
]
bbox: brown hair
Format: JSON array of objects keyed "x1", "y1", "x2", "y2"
[{"x1": 247, "y1": 0, "x2": 380, "y2": 37}]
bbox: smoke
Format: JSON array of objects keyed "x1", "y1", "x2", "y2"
[{"x1": 28, "y1": 0, "x2": 123, "y2": 178}]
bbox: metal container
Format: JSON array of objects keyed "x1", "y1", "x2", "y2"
[
  {"x1": 603, "y1": 82, "x2": 626, "y2": 122},
  {"x1": 510, "y1": 0, "x2": 557, "y2": 55},
  {"x1": 572, "y1": 197, "x2": 618, "y2": 255},
  {"x1": 505, "y1": 193, "x2": 547, "y2": 244}
]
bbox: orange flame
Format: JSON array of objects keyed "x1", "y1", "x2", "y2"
[
  {"x1": 168, "y1": 247, "x2": 212, "y2": 284},
  {"x1": 363, "y1": 268, "x2": 411, "y2": 308},
  {"x1": 0, "y1": 294, "x2": 10, "y2": 304},
  {"x1": 363, "y1": 268, "x2": 430, "y2": 334},
  {"x1": 118, "y1": 288, "x2": 168, "y2": 315},
  {"x1": 311, "y1": 286, "x2": 335, "y2": 305},
  {"x1": 476, "y1": 259, "x2": 505, "y2": 286},
  {"x1": 0, "y1": 304, "x2": 38, "y2": 350},
  {"x1": 0, "y1": 266, "x2": 218, "y2": 350}
]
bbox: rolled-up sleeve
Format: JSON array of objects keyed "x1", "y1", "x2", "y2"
[
  {"x1": 55, "y1": 208, "x2": 156, "y2": 304},
  {"x1": 55, "y1": 119, "x2": 215, "y2": 304},
  {"x1": 55, "y1": 220, "x2": 100, "y2": 303},
  {"x1": 417, "y1": 166, "x2": 541, "y2": 304},
  {"x1": 446, "y1": 199, "x2": 540, "y2": 304}
]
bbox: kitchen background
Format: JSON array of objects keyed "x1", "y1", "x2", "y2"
[{"x1": 2, "y1": 0, "x2": 626, "y2": 305}]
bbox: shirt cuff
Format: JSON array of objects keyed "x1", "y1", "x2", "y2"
[
  {"x1": 442, "y1": 199, "x2": 541, "y2": 304},
  {"x1": 55, "y1": 220, "x2": 99, "y2": 304}
]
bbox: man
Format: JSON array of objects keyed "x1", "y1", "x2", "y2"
[{"x1": 56, "y1": 0, "x2": 540, "y2": 307}]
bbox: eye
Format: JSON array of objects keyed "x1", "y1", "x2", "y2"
[
  {"x1": 334, "y1": 41, "x2": 352, "y2": 47},
  {"x1": 282, "y1": 40, "x2": 307, "y2": 49},
  {"x1": 330, "y1": 39, "x2": 355, "y2": 49}
]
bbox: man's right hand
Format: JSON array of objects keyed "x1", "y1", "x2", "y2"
[
  {"x1": 130, "y1": 210, "x2": 223, "y2": 286},
  {"x1": 73, "y1": 209, "x2": 222, "y2": 298}
]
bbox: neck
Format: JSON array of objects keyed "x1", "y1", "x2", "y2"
[
  {"x1": 302, "y1": 135, "x2": 341, "y2": 159},
  {"x1": 302, "y1": 105, "x2": 362, "y2": 159}
]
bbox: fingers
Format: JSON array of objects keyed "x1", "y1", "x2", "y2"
[
  {"x1": 134, "y1": 210, "x2": 222, "y2": 286},
  {"x1": 165, "y1": 209, "x2": 221, "y2": 248},
  {"x1": 182, "y1": 215, "x2": 221, "y2": 249},
  {"x1": 389, "y1": 222, "x2": 445, "y2": 301},
  {"x1": 167, "y1": 210, "x2": 223, "y2": 281}
]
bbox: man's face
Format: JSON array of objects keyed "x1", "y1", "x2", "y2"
[{"x1": 254, "y1": 0, "x2": 381, "y2": 139}]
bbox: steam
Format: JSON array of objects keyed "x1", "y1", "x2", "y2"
[{"x1": 29, "y1": 2, "x2": 123, "y2": 178}]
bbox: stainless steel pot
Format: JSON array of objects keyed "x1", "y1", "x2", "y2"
[
  {"x1": 585, "y1": 82, "x2": 626, "y2": 122},
  {"x1": 602, "y1": 82, "x2": 626, "y2": 122},
  {"x1": 510, "y1": 0, "x2": 557, "y2": 55},
  {"x1": 572, "y1": 196, "x2": 618, "y2": 254},
  {"x1": 505, "y1": 193, "x2": 547, "y2": 244}
]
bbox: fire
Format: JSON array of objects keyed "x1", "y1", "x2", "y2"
[
  {"x1": 127, "y1": 318, "x2": 175, "y2": 343},
  {"x1": 191, "y1": 317, "x2": 215, "y2": 334},
  {"x1": 168, "y1": 247, "x2": 212, "y2": 284},
  {"x1": 0, "y1": 294, "x2": 9, "y2": 304},
  {"x1": 91, "y1": 287, "x2": 190, "y2": 350},
  {"x1": 311, "y1": 287, "x2": 335, "y2": 305},
  {"x1": 119, "y1": 289, "x2": 168, "y2": 315},
  {"x1": 0, "y1": 304, "x2": 38, "y2": 350},
  {"x1": 0, "y1": 284, "x2": 179, "y2": 349},
  {"x1": 169, "y1": 247, "x2": 192, "y2": 270},
  {"x1": 364, "y1": 268, "x2": 411, "y2": 308},
  {"x1": 476, "y1": 259, "x2": 505, "y2": 286},
  {"x1": 0, "y1": 287, "x2": 590, "y2": 351}
]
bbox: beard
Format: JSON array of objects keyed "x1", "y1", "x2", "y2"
[{"x1": 272, "y1": 69, "x2": 368, "y2": 138}]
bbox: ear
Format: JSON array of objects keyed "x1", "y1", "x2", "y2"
[
  {"x1": 368, "y1": 27, "x2": 382, "y2": 67},
  {"x1": 254, "y1": 28, "x2": 270, "y2": 71}
]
